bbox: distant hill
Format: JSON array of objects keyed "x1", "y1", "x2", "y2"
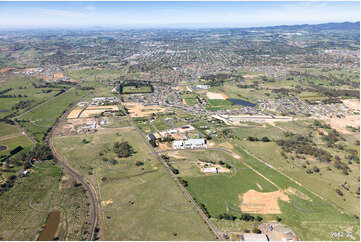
[{"x1": 245, "y1": 21, "x2": 360, "y2": 32}]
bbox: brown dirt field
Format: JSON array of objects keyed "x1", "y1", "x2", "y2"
[
  {"x1": 175, "y1": 86, "x2": 185, "y2": 91},
  {"x1": 167, "y1": 151, "x2": 186, "y2": 159},
  {"x1": 54, "y1": 72, "x2": 65, "y2": 79},
  {"x1": 124, "y1": 102, "x2": 166, "y2": 117},
  {"x1": 206, "y1": 92, "x2": 228, "y2": 100},
  {"x1": 342, "y1": 99, "x2": 360, "y2": 111},
  {"x1": 80, "y1": 106, "x2": 118, "y2": 118},
  {"x1": 67, "y1": 108, "x2": 83, "y2": 119},
  {"x1": 256, "y1": 183, "x2": 263, "y2": 191},
  {"x1": 239, "y1": 189, "x2": 289, "y2": 214},
  {"x1": 0, "y1": 67, "x2": 15, "y2": 73},
  {"x1": 101, "y1": 199, "x2": 113, "y2": 206},
  {"x1": 86, "y1": 105, "x2": 118, "y2": 110},
  {"x1": 157, "y1": 142, "x2": 172, "y2": 151},
  {"x1": 328, "y1": 115, "x2": 360, "y2": 134},
  {"x1": 243, "y1": 74, "x2": 260, "y2": 79}
]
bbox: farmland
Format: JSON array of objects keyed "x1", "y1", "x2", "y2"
[
  {"x1": 0, "y1": 19, "x2": 359, "y2": 241},
  {"x1": 19, "y1": 88, "x2": 89, "y2": 143},
  {"x1": 53, "y1": 127, "x2": 215, "y2": 240}
]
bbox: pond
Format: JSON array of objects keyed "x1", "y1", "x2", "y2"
[
  {"x1": 38, "y1": 211, "x2": 61, "y2": 241},
  {"x1": 228, "y1": 99, "x2": 256, "y2": 107},
  {"x1": 0, "y1": 145, "x2": 7, "y2": 152}
]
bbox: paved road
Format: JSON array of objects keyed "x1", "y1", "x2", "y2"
[{"x1": 119, "y1": 100, "x2": 224, "y2": 241}]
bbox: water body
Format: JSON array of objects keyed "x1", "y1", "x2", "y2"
[
  {"x1": 0, "y1": 110, "x2": 8, "y2": 112},
  {"x1": 0, "y1": 145, "x2": 7, "y2": 151},
  {"x1": 228, "y1": 99, "x2": 256, "y2": 107},
  {"x1": 38, "y1": 211, "x2": 61, "y2": 241}
]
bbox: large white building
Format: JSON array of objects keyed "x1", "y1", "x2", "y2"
[{"x1": 173, "y1": 138, "x2": 207, "y2": 149}]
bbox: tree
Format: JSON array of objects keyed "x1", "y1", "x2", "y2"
[
  {"x1": 113, "y1": 141, "x2": 134, "y2": 158},
  {"x1": 261, "y1": 137, "x2": 271, "y2": 142}
]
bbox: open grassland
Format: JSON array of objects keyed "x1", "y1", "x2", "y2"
[
  {"x1": 180, "y1": 93, "x2": 199, "y2": 105},
  {"x1": 164, "y1": 139, "x2": 359, "y2": 240},
  {"x1": 0, "y1": 161, "x2": 89, "y2": 241},
  {"x1": 0, "y1": 122, "x2": 34, "y2": 179},
  {"x1": 53, "y1": 127, "x2": 216, "y2": 240},
  {"x1": 0, "y1": 76, "x2": 70, "y2": 119},
  {"x1": 168, "y1": 149, "x2": 278, "y2": 217},
  {"x1": 19, "y1": 88, "x2": 89, "y2": 143},
  {"x1": 0, "y1": 122, "x2": 18, "y2": 137},
  {"x1": 122, "y1": 85, "x2": 152, "y2": 94},
  {"x1": 232, "y1": 145, "x2": 359, "y2": 241},
  {"x1": 237, "y1": 120, "x2": 360, "y2": 217},
  {"x1": 67, "y1": 68, "x2": 123, "y2": 81}
]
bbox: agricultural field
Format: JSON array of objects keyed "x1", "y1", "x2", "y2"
[
  {"x1": 53, "y1": 127, "x2": 216, "y2": 240},
  {"x1": 67, "y1": 68, "x2": 123, "y2": 81},
  {"x1": 0, "y1": 160, "x2": 90, "y2": 241},
  {"x1": 0, "y1": 75, "x2": 71, "y2": 119},
  {"x1": 0, "y1": 121, "x2": 34, "y2": 180},
  {"x1": 164, "y1": 144, "x2": 360, "y2": 241},
  {"x1": 122, "y1": 85, "x2": 152, "y2": 94},
  {"x1": 19, "y1": 88, "x2": 89, "y2": 143}
]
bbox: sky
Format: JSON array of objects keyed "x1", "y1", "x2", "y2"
[{"x1": 0, "y1": 1, "x2": 359, "y2": 29}]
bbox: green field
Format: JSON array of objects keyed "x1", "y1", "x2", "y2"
[
  {"x1": 0, "y1": 122, "x2": 34, "y2": 180},
  {"x1": 54, "y1": 127, "x2": 216, "y2": 240},
  {"x1": 67, "y1": 68, "x2": 123, "y2": 81},
  {"x1": 163, "y1": 143, "x2": 360, "y2": 241},
  {"x1": 169, "y1": 150, "x2": 277, "y2": 217},
  {"x1": 180, "y1": 93, "x2": 199, "y2": 105},
  {"x1": 19, "y1": 88, "x2": 88, "y2": 143},
  {"x1": 122, "y1": 85, "x2": 152, "y2": 94},
  {"x1": 0, "y1": 76, "x2": 70, "y2": 119},
  {"x1": 207, "y1": 99, "x2": 232, "y2": 107}
]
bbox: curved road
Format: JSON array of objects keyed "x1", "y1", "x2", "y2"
[{"x1": 47, "y1": 97, "x2": 98, "y2": 241}]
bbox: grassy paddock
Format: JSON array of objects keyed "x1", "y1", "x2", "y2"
[{"x1": 54, "y1": 128, "x2": 215, "y2": 240}]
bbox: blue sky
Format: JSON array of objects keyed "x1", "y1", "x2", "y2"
[{"x1": 0, "y1": 1, "x2": 359, "y2": 29}]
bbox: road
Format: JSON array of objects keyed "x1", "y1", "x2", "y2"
[
  {"x1": 6, "y1": 88, "x2": 97, "y2": 240},
  {"x1": 47, "y1": 95, "x2": 98, "y2": 241},
  {"x1": 119, "y1": 100, "x2": 224, "y2": 240}
]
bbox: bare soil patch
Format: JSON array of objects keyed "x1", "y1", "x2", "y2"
[
  {"x1": 101, "y1": 199, "x2": 114, "y2": 207},
  {"x1": 206, "y1": 92, "x2": 228, "y2": 100},
  {"x1": 328, "y1": 115, "x2": 360, "y2": 134},
  {"x1": 0, "y1": 67, "x2": 15, "y2": 73},
  {"x1": 239, "y1": 189, "x2": 289, "y2": 214},
  {"x1": 342, "y1": 99, "x2": 360, "y2": 111},
  {"x1": 256, "y1": 183, "x2": 263, "y2": 191},
  {"x1": 80, "y1": 105, "x2": 118, "y2": 118},
  {"x1": 157, "y1": 142, "x2": 172, "y2": 151},
  {"x1": 67, "y1": 108, "x2": 83, "y2": 119},
  {"x1": 124, "y1": 102, "x2": 166, "y2": 118}
]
